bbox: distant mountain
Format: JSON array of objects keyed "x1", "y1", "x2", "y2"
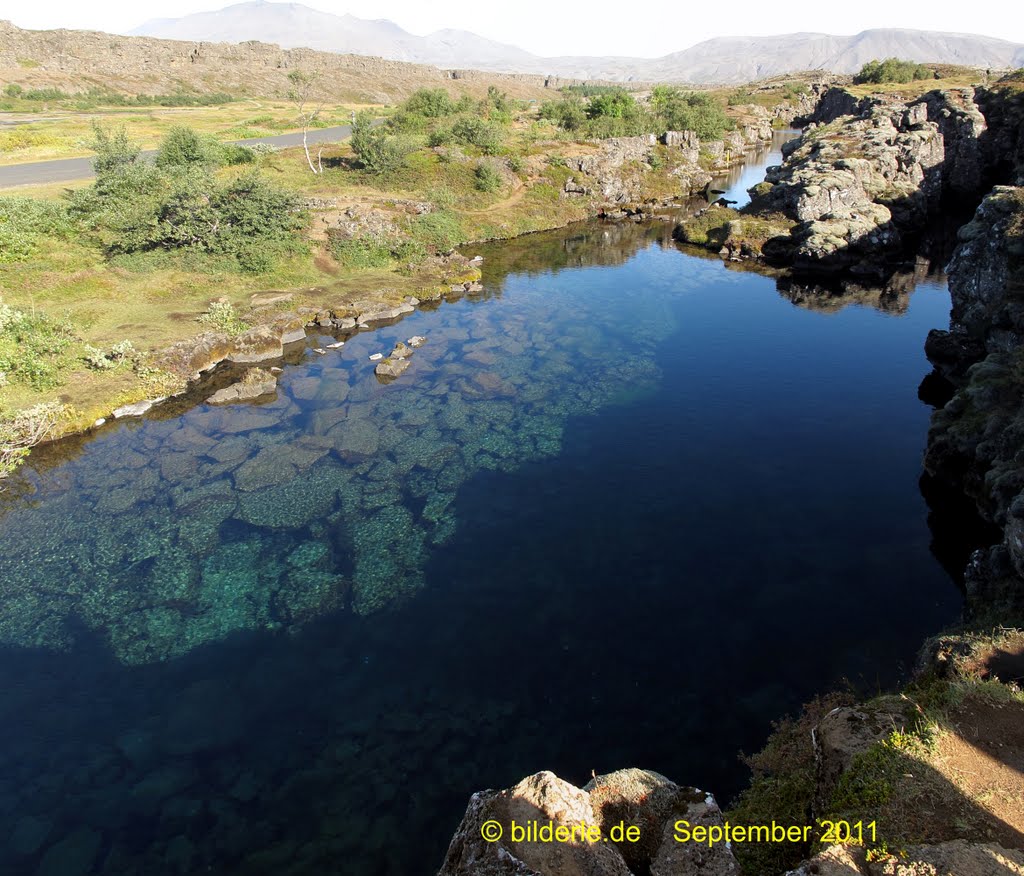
[
  {"x1": 131, "y1": 2, "x2": 1024, "y2": 83},
  {"x1": 132, "y1": 1, "x2": 539, "y2": 72},
  {"x1": 647, "y1": 30, "x2": 1024, "y2": 83}
]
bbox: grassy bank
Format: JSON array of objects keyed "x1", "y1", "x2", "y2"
[
  {"x1": 0, "y1": 97, "x2": 377, "y2": 165},
  {"x1": 725, "y1": 628, "x2": 1024, "y2": 874},
  {"x1": 0, "y1": 81, "x2": 807, "y2": 476}
]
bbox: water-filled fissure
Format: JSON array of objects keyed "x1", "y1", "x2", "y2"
[{"x1": 0, "y1": 144, "x2": 963, "y2": 876}]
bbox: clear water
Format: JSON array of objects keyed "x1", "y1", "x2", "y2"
[
  {"x1": 0, "y1": 219, "x2": 960, "y2": 873},
  {"x1": 710, "y1": 128, "x2": 797, "y2": 207}
]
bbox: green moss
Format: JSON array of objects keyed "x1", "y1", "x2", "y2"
[
  {"x1": 676, "y1": 207, "x2": 742, "y2": 247},
  {"x1": 676, "y1": 207, "x2": 794, "y2": 255}
]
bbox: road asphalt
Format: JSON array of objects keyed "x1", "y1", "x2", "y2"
[{"x1": 0, "y1": 124, "x2": 356, "y2": 187}]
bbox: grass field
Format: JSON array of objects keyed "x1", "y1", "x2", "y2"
[{"x1": 0, "y1": 100, "x2": 379, "y2": 165}]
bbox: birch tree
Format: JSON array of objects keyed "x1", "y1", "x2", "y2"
[{"x1": 287, "y1": 70, "x2": 325, "y2": 174}]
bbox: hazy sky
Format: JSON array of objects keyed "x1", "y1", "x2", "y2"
[{"x1": 3, "y1": 0, "x2": 1022, "y2": 58}]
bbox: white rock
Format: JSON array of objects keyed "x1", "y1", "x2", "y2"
[
  {"x1": 326, "y1": 341, "x2": 345, "y2": 348},
  {"x1": 369, "y1": 353, "x2": 384, "y2": 361},
  {"x1": 112, "y1": 398, "x2": 163, "y2": 419}
]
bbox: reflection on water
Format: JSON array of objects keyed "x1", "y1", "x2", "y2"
[
  {"x1": 709, "y1": 128, "x2": 799, "y2": 208},
  {"x1": 0, "y1": 220, "x2": 964, "y2": 873}
]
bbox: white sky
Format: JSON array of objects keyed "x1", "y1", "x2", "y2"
[{"x1": 1, "y1": 0, "x2": 1021, "y2": 59}]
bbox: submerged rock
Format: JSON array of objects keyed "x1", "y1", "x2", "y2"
[
  {"x1": 36, "y1": 827, "x2": 103, "y2": 876},
  {"x1": 205, "y1": 368, "x2": 278, "y2": 405}
]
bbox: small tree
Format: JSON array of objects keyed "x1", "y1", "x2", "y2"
[{"x1": 287, "y1": 69, "x2": 325, "y2": 174}]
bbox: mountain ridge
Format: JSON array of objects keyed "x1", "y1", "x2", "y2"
[{"x1": 130, "y1": 1, "x2": 1024, "y2": 82}]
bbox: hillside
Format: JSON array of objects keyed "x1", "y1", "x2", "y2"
[
  {"x1": 130, "y1": 1, "x2": 1024, "y2": 82},
  {"x1": 0, "y1": 20, "x2": 559, "y2": 104}
]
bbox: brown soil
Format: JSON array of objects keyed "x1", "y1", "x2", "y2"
[{"x1": 933, "y1": 698, "x2": 1024, "y2": 848}]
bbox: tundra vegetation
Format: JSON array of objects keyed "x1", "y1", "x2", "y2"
[
  {"x1": 854, "y1": 57, "x2": 936, "y2": 84},
  {"x1": 539, "y1": 84, "x2": 733, "y2": 140},
  {"x1": 0, "y1": 79, "x2": 799, "y2": 474}
]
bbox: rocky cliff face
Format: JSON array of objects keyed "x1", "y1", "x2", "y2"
[
  {"x1": 0, "y1": 20, "x2": 555, "y2": 103},
  {"x1": 924, "y1": 186, "x2": 1024, "y2": 617},
  {"x1": 752, "y1": 89, "x2": 993, "y2": 274},
  {"x1": 747, "y1": 81, "x2": 1024, "y2": 616},
  {"x1": 688, "y1": 83, "x2": 1024, "y2": 277}
]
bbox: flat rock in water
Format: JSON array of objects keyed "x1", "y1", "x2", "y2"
[
  {"x1": 375, "y1": 357, "x2": 411, "y2": 379},
  {"x1": 112, "y1": 398, "x2": 162, "y2": 419},
  {"x1": 206, "y1": 368, "x2": 278, "y2": 405}
]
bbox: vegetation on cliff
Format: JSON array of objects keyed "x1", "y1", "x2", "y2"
[
  {"x1": 726, "y1": 629, "x2": 1024, "y2": 874},
  {"x1": 854, "y1": 58, "x2": 935, "y2": 85}
]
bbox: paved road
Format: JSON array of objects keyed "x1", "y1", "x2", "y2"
[{"x1": 0, "y1": 124, "x2": 356, "y2": 188}]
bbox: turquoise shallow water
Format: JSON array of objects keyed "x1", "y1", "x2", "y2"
[{"x1": 0, "y1": 219, "x2": 963, "y2": 875}]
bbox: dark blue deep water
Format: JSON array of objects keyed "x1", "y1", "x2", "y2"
[{"x1": 0, "y1": 216, "x2": 962, "y2": 874}]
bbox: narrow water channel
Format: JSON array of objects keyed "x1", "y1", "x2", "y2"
[{"x1": 0, "y1": 142, "x2": 961, "y2": 876}]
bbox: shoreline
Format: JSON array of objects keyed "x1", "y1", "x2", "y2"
[{"x1": 5, "y1": 123, "x2": 792, "y2": 461}]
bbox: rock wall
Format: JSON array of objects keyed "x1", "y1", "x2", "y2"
[
  {"x1": 752, "y1": 90, "x2": 988, "y2": 274},
  {"x1": 756, "y1": 83, "x2": 1024, "y2": 615},
  {"x1": 923, "y1": 186, "x2": 1024, "y2": 616},
  {"x1": 723, "y1": 84, "x2": 1021, "y2": 276},
  {"x1": 0, "y1": 20, "x2": 555, "y2": 103}
]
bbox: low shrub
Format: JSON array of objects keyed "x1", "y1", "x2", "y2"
[
  {"x1": 198, "y1": 301, "x2": 250, "y2": 335},
  {"x1": 0, "y1": 197, "x2": 73, "y2": 263},
  {"x1": 450, "y1": 116, "x2": 504, "y2": 155},
  {"x1": 71, "y1": 127, "x2": 308, "y2": 272},
  {"x1": 351, "y1": 111, "x2": 415, "y2": 175},
  {"x1": 411, "y1": 210, "x2": 464, "y2": 251},
  {"x1": 0, "y1": 402, "x2": 65, "y2": 481},
  {"x1": 855, "y1": 58, "x2": 934, "y2": 84},
  {"x1": 155, "y1": 125, "x2": 225, "y2": 168},
  {"x1": 474, "y1": 161, "x2": 503, "y2": 193},
  {"x1": 0, "y1": 299, "x2": 77, "y2": 390}
]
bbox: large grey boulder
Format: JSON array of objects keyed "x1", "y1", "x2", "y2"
[{"x1": 438, "y1": 768, "x2": 739, "y2": 876}]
